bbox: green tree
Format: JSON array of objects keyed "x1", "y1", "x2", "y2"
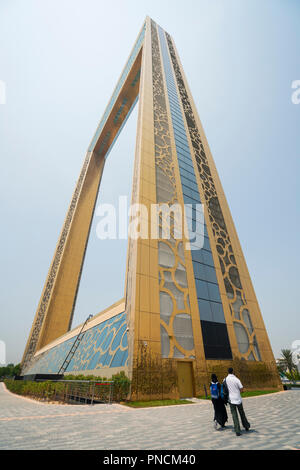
[
  {"x1": 0, "y1": 363, "x2": 21, "y2": 380},
  {"x1": 13, "y1": 364, "x2": 21, "y2": 376},
  {"x1": 278, "y1": 349, "x2": 298, "y2": 381}
]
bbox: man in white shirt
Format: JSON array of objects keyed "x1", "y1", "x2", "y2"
[{"x1": 224, "y1": 368, "x2": 250, "y2": 436}]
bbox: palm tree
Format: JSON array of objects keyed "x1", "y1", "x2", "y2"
[{"x1": 279, "y1": 349, "x2": 297, "y2": 381}]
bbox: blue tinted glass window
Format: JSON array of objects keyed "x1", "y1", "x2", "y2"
[
  {"x1": 202, "y1": 250, "x2": 214, "y2": 266},
  {"x1": 198, "y1": 299, "x2": 213, "y2": 322},
  {"x1": 191, "y1": 249, "x2": 203, "y2": 263},
  {"x1": 211, "y1": 302, "x2": 225, "y2": 323},
  {"x1": 207, "y1": 283, "x2": 221, "y2": 302},
  {"x1": 194, "y1": 262, "x2": 207, "y2": 281},
  {"x1": 204, "y1": 265, "x2": 218, "y2": 284},
  {"x1": 183, "y1": 196, "x2": 196, "y2": 205},
  {"x1": 195, "y1": 279, "x2": 209, "y2": 300},
  {"x1": 203, "y1": 237, "x2": 211, "y2": 251}
]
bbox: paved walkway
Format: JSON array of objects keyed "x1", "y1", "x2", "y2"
[{"x1": 0, "y1": 383, "x2": 299, "y2": 450}]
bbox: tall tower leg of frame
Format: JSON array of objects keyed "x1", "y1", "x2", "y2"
[
  {"x1": 21, "y1": 150, "x2": 106, "y2": 371},
  {"x1": 162, "y1": 28, "x2": 281, "y2": 389},
  {"x1": 21, "y1": 21, "x2": 144, "y2": 373},
  {"x1": 123, "y1": 16, "x2": 162, "y2": 393},
  {"x1": 127, "y1": 18, "x2": 281, "y2": 398},
  {"x1": 126, "y1": 18, "x2": 210, "y2": 399}
]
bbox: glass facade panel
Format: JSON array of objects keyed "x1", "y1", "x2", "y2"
[
  {"x1": 197, "y1": 299, "x2": 213, "y2": 322},
  {"x1": 195, "y1": 279, "x2": 209, "y2": 300},
  {"x1": 158, "y1": 25, "x2": 232, "y2": 358}
]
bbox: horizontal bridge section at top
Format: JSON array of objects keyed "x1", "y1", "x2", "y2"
[{"x1": 88, "y1": 27, "x2": 145, "y2": 157}]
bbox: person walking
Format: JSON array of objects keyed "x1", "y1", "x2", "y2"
[
  {"x1": 210, "y1": 373, "x2": 228, "y2": 430},
  {"x1": 224, "y1": 368, "x2": 250, "y2": 436}
]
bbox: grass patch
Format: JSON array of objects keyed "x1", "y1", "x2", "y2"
[
  {"x1": 241, "y1": 390, "x2": 279, "y2": 398},
  {"x1": 197, "y1": 389, "x2": 279, "y2": 400},
  {"x1": 121, "y1": 399, "x2": 194, "y2": 408}
]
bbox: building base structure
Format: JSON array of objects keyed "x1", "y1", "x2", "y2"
[{"x1": 21, "y1": 18, "x2": 282, "y2": 399}]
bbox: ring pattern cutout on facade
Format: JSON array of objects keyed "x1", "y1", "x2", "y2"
[
  {"x1": 166, "y1": 33, "x2": 261, "y2": 361},
  {"x1": 152, "y1": 21, "x2": 195, "y2": 359}
]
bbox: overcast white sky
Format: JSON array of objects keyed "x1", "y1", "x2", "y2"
[{"x1": 0, "y1": 0, "x2": 299, "y2": 364}]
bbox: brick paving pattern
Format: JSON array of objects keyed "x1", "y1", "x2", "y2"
[{"x1": 0, "y1": 383, "x2": 299, "y2": 450}]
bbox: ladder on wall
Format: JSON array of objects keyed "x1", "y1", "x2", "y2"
[{"x1": 58, "y1": 314, "x2": 93, "y2": 375}]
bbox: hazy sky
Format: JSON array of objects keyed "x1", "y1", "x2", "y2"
[{"x1": 0, "y1": 0, "x2": 299, "y2": 365}]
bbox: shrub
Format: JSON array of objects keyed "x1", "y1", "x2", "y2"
[
  {"x1": 4, "y1": 372, "x2": 131, "y2": 403},
  {"x1": 111, "y1": 371, "x2": 131, "y2": 401}
]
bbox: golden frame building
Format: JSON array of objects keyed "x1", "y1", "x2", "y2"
[{"x1": 21, "y1": 18, "x2": 281, "y2": 399}]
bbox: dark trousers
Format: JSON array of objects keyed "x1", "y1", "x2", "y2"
[{"x1": 229, "y1": 402, "x2": 250, "y2": 433}]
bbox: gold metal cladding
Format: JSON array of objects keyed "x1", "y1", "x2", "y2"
[
  {"x1": 160, "y1": 39, "x2": 240, "y2": 359},
  {"x1": 22, "y1": 16, "x2": 280, "y2": 395},
  {"x1": 93, "y1": 48, "x2": 142, "y2": 158},
  {"x1": 21, "y1": 150, "x2": 107, "y2": 368},
  {"x1": 158, "y1": 27, "x2": 207, "y2": 366},
  {"x1": 21, "y1": 27, "x2": 143, "y2": 372},
  {"x1": 165, "y1": 32, "x2": 275, "y2": 364},
  {"x1": 124, "y1": 16, "x2": 155, "y2": 379},
  {"x1": 151, "y1": 20, "x2": 196, "y2": 361}
]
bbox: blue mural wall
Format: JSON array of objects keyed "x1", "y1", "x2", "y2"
[{"x1": 24, "y1": 311, "x2": 128, "y2": 375}]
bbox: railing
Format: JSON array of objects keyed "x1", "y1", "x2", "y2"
[
  {"x1": 5, "y1": 377, "x2": 131, "y2": 404},
  {"x1": 36, "y1": 380, "x2": 114, "y2": 405}
]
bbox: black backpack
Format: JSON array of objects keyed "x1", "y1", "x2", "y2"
[{"x1": 221, "y1": 378, "x2": 229, "y2": 404}]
